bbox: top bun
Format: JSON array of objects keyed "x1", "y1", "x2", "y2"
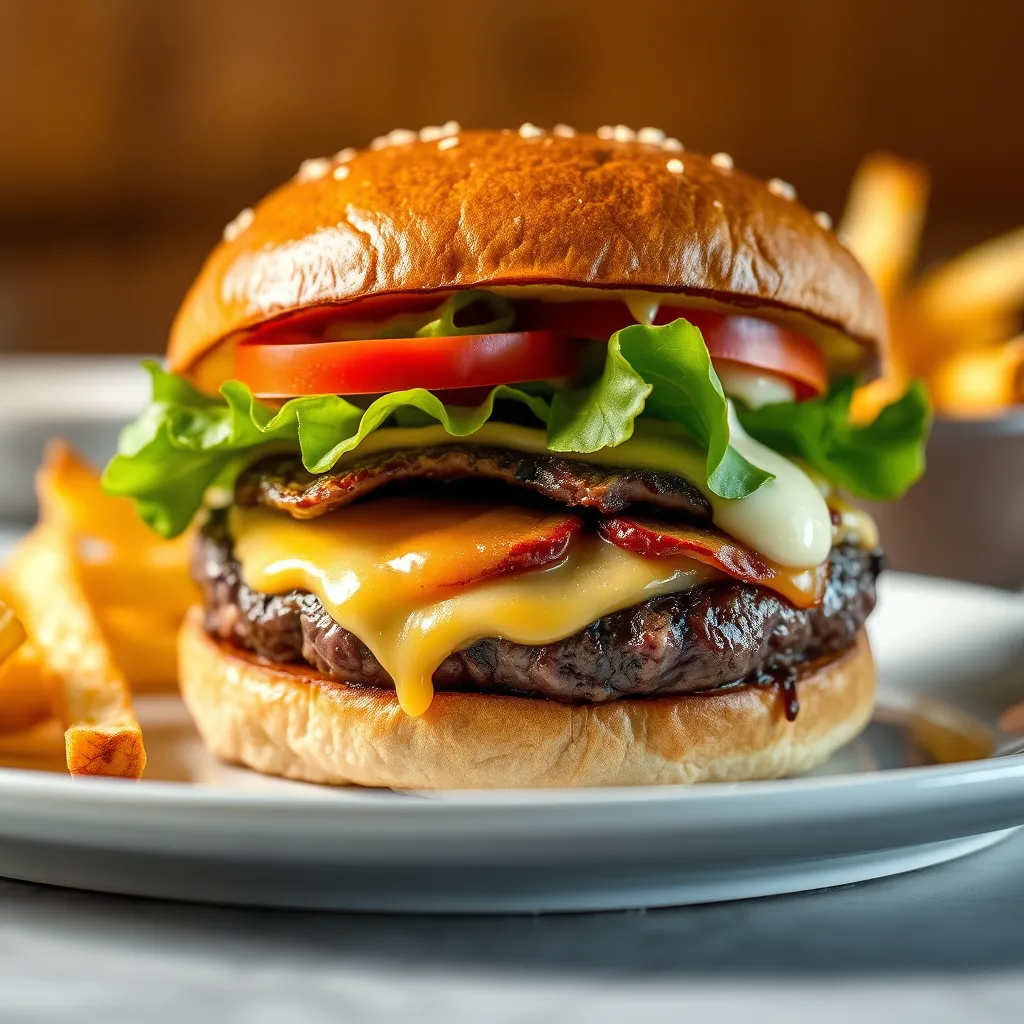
[{"x1": 169, "y1": 127, "x2": 884, "y2": 381}]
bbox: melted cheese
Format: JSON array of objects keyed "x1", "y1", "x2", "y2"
[
  {"x1": 314, "y1": 414, "x2": 832, "y2": 570},
  {"x1": 230, "y1": 502, "x2": 717, "y2": 717}
]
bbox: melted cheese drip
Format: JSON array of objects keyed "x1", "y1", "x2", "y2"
[{"x1": 230, "y1": 503, "x2": 717, "y2": 717}]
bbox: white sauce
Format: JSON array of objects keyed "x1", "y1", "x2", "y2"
[
  {"x1": 624, "y1": 296, "x2": 660, "y2": 325},
  {"x1": 716, "y1": 364, "x2": 797, "y2": 410},
  {"x1": 712, "y1": 407, "x2": 832, "y2": 568}
]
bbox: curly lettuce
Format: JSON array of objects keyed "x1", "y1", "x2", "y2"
[
  {"x1": 103, "y1": 319, "x2": 929, "y2": 537},
  {"x1": 736, "y1": 377, "x2": 930, "y2": 501},
  {"x1": 102, "y1": 364, "x2": 550, "y2": 538}
]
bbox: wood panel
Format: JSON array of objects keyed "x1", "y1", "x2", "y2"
[{"x1": 0, "y1": 0, "x2": 1021, "y2": 352}]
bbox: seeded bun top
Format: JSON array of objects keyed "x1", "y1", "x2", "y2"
[{"x1": 169, "y1": 126, "x2": 885, "y2": 381}]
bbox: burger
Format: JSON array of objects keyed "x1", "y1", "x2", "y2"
[{"x1": 103, "y1": 125, "x2": 929, "y2": 788}]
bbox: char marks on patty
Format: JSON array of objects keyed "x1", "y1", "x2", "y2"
[
  {"x1": 194, "y1": 516, "x2": 881, "y2": 704},
  {"x1": 236, "y1": 445, "x2": 713, "y2": 522}
]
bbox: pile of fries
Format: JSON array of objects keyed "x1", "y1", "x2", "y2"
[
  {"x1": 0, "y1": 443, "x2": 196, "y2": 778},
  {"x1": 842, "y1": 154, "x2": 1024, "y2": 421}
]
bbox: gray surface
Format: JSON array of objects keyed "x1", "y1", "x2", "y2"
[
  {"x1": 0, "y1": 356, "x2": 146, "y2": 522},
  {"x1": 0, "y1": 829, "x2": 1021, "y2": 1021}
]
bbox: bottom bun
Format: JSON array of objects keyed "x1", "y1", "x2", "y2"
[{"x1": 179, "y1": 606, "x2": 876, "y2": 789}]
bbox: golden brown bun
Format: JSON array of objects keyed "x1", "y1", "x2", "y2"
[
  {"x1": 179, "y1": 607, "x2": 876, "y2": 789},
  {"x1": 169, "y1": 129, "x2": 884, "y2": 381}
]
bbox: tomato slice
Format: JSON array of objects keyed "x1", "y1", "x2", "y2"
[
  {"x1": 235, "y1": 330, "x2": 582, "y2": 397},
  {"x1": 520, "y1": 300, "x2": 828, "y2": 398}
]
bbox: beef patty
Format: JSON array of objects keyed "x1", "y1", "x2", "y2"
[
  {"x1": 194, "y1": 516, "x2": 881, "y2": 705},
  {"x1": 237, "y1": 446, "x2": 712, "y2": 522}
]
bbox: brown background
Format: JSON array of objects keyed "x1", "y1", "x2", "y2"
[{"x1": 1, "y1": 0, "x2": 1021, "y2": 356}]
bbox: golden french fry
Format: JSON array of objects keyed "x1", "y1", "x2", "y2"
[
  {"x1": 8, "y1": 526, "x2": 146, "y2": 778},
  {"x1": 34, "y1": 441, "x2": 196, "y2": 694},
  {"x1": 0, "y1": 591, "x2": 52, "y2": 735},
  {"x1": 76, "y1": 557, "x2": 198, "y2": 621},
  {"x1": 37, "y1": 441, "x2": 150, "y2": 541},
  {"x1": 98, "y1": 606, "x2": 179, "y2": 693},
  {"x1": 839, "y1": 154, "x2": 930, "y2": 306},
  {"x1": 0, "y1": 599, "x2": 26, "y2": 670},
  {"x1": 0, "y1": 642, "x2": 57, "y2": 735},
  {"x1": 912, "y1": 226, "x2": 1024, "y2": 343},
  {"x1": 929, "y1": 336, "x2": 1024, "y2": 417},
  {"x1": 851, "y1": 370, "x2": 912, "y2": 424}
]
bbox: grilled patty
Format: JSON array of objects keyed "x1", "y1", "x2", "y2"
[
  {"x1": 194, "y1": 518, "x2": 880, "y2": 705},
  {"x1": 237, "y1": 446, "x2": 712, "y2": 522}
]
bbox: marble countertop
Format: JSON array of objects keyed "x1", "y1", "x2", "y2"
[{"x1": 1, "y1": 828, "x2": 1021, "y2": 1022}]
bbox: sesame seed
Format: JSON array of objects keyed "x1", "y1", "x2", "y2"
[
  {"x1": 713, "y1": 199, "x2": 724, "y2": 210},
  {"x1": 222, "y1": 207, "x2": 254, "y2": 243},
  {"x1": 553, "y1": 123, "x2": 576, "y2": 137},
  {"x1": 596, "y1": 125, "x2": 615, "y2": 140},
  {"x1": 387, "y1": 128, "x2": 417, "y2": 145},
  {"x1": 333, "y1": 147, "x2": 357, "y2": 163},
  {"x1": 519, "y1": 122, "x2": 544, "y2": 138},
  {"x1": 637, "y1": 127, "x2": 665, "y2": 145},
  {"x1": 296, "y1": 157, "x2": 331, "y2": 181},
  {"x1": 369, "y1": 135, "x2": 389, "y2": 150},
  {"x1": 711, "y1": 152, "x2": 734, "y2": 171},
  {"x1": 813, "y1": 210, "x2": 833, "y2": 230},
  {"x1": 662, "y1": 137, "x2": 684, "y2": 152},
  {"x1": 438, "y1": 136, "x2": 459, "y2": 151},
  {"x1": 666, "y1": 158, "x2": 684, "y2": 174},
  {"x1": 612, "y1": 124, "x2": 635, "y2": 142},
  {"x1": 332, "y1": 164, "x2": 350, "y2": 180},
  {"x1": 441, "y1": 120, "x2": 460, "y2": 136},
  {"x1": 767, "y1": 177, "x2": 797, "y2": 200},
  {"x1": 419, "y1": 125, "x2": 445, "y2": 142}
]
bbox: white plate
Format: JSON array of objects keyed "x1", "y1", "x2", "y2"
[{"x1": 1, "y1": 546, "x2": 1023, "y2": 911}]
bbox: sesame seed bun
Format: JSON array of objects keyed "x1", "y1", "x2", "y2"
[
  {"x1": 179, "y1": 608, "x2": 876, "y2": 789},
  {"x1": 169, "y1": 128, "x2": 885, "y2": 383}
]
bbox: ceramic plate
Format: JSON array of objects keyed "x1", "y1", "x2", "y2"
[{"x1": 1, "y1": 533, "x2": 1023, "y2": 911}]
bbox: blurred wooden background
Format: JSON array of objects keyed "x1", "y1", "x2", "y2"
[{"x1": 1, "y1": 0, "x2": 1021, "y2": 355}]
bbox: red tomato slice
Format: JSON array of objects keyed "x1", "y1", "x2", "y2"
[
  {"x1": 520, "y1": 300, "x2": 828, "y2": 398},
  {"x1": 235, "y1": 331, "x2": 582, "y2": 397}
]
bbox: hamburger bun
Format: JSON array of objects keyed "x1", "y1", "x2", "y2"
[
  {"x1": 179, "y1": 607, "x2": 876, "y2": 789},
  {"x1": 169, "y1": 129, "x2": 884, "y2": 383}
]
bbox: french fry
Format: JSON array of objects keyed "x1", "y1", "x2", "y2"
[
  {"x1": 0, "y1": 592, "x2": 53, "y2": 735},
  {"x1": 912, "y1": 226, "x2": 1024, "y2": 343},
  {"x1": 839, "y1": 154, "x2": 930, "y2": 306},
  {"x1": 8, "y1": 526, "x2": 146, "y2": 778},
  {"x1": 0, "y1": 598, "x2": 26, "y2": 669},
  {"x1": 0, "y1": 642, "x2": 58, "y2": 735},
  {"x1": 35, "y1": 441, "x2": 196, "y2": 693},
  {"x1": 929, "y1": 336, "x2": 1024, "y2": 417},
  {"x1": 841, "y1": 155, "x2": 931, "y2": 418},
  {"x1": 36, "y1": 440, "x2": 155, "y2": 544},
  {"x1": 97, "y1": 606, "x2": 179, "y2": 692}
]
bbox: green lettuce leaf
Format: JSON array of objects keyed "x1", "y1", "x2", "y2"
[
  {"x1": 104, "y1": 320, "x2": 827, "y2": 538},
  {"x1": 736, "y1": 378, "x2": 931, "y2": 500},
  {"x1": 548, "y1": 321, "x2": 775, "y2": 498},
  {"x1": 102, "y1": 362, "x2": 550, "y2": 538},
  {"x1": 415, "y1": 290, "x2": 515, "y2": 337}
]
